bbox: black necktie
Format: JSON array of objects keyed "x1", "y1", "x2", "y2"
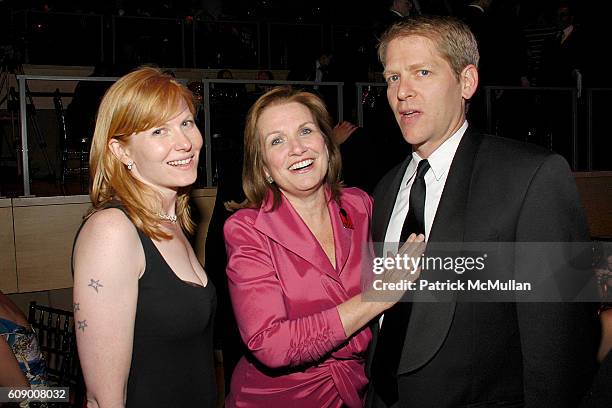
[
  {"x1": 400, "y1": 159, "x2": 430, "y2": 240},
  {"x1": 373, "y1": 159, "x2": 430, "y2": 405}
]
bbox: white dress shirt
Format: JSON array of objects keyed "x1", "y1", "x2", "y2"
[{"x1": 385, "y1": 121, "x2": 468, "y2": 244}]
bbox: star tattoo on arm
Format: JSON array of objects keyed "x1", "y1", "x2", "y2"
[
  {"x1": 88, "y1": 279, "x2": 103, "y2": 293},
  {"x1": 73, "y1": 302, "x2": 80, "y2": 313},
  {"x1": 77, "y1": 320, "x2": 88, "y2": 332}
]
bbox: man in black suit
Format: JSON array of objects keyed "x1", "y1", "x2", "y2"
[
  {"x1": 539, "y1": 3, "x2": 584, "y2": 87},
  {"x1": 367, "y1": 16, "x2": 600, "y2": 407}
]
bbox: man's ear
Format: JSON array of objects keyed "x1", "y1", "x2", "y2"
[
  {"x1": 460, "y1": 64, "x2": 479, "y2": 100},
  {"x1": 108, "y1": 138, "x2": 130, "y2": 165}
]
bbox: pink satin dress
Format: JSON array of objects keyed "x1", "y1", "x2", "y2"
[{"x1": 224, "y1": 187, "x2": 374, "y2": 408}]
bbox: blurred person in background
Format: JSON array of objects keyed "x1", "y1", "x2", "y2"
[{"x1": 0, "y1": 290, "x2": 48, "y2": 391}]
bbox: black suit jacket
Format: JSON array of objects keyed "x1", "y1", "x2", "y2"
[{"x1": 368, "y1": 129, "x2": 600, "y2": 407}]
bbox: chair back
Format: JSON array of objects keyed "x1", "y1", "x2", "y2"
[
  {"x1": 54, "y1": 88, "x2": 90, "y2": 194},
  {"x1": 53, "y1": 89, "x2": 70, "y2": 148},
  {"x1": 28, "y1": 301, "x2": 85, "y2": 407}
]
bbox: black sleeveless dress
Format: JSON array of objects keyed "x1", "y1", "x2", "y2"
[
  {"x1": 75, "y1": 207, "x2": 217, "y2": 407},
  {"x1": 126, "y1": 227, "x2": 217, "y2": 407}
]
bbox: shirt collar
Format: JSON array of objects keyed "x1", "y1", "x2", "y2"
[
  {"x1": 405, "y1": 121, "x2": 468, "y2": 184},
  {"x1": 562, "y1": 25, "x2": 574, "y2": 42}
]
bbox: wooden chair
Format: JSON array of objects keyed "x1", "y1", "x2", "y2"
[{"x1": 28, "y1": 301, "x2": 85, "y2": 407}]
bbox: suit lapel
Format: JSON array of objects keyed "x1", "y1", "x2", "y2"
[
  {"x1": 368, "y1": 159, "x2": 410, "y2": 378},
  {"x1": 398, "y1": 129, "x2": 483, "y2": 374},
  {"x1": 253, "y1": 190, "x2": 342, "y2": 283},
  {"x1": 372, "y1": 157, "x2": 412, "y2": 246},
  {"x1": 429, "y1": 130, "x2": 482, "y2": 242},
  {"x1": 368, "y1": 156, "x2": 410, "y2": 375}
]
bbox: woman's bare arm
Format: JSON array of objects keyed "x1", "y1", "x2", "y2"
[{"x1": 73, "y1": 209, "x2": 144, "y2": 408}]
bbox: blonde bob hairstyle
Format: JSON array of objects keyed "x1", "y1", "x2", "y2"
[
  {"x1": 243, "y1": 87, "x2": 342, "y2": 209},
  {"x1": 378, "y1": 15, "x2": 479, "y2": 80},
  {"x1": 88, "y1": 67, "x2": 197, "y2": 240}
]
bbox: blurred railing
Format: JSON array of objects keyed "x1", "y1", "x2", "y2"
[
  {"x1": 12, "y1": 75, "x2": 343, "y2": 195},
  {"x1": 10, "y1": 74, "x2": 609, "y2": 196},
  {"x1": 585, "y1": 88, "x2": 612, "y2": 173},
  {"x1": 10, "y1": 10, "x2": 369, "y2": 70},
  {"x1": 356, "y1": 83, "x2": 609, "y2": 172},
  {"x1": 355, "y1": 82, "x2": 387, "y2": 127},
  {"x1": 484, "y1": 86, "x2": 579, "y2": 170},
  {"x1": 14, "y1": 75, "x2": 118, "y2": 196}
]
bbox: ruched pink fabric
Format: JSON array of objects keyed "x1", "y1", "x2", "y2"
[{"x1": 224, "y1": 188, "x2": 374, "y2": 408}]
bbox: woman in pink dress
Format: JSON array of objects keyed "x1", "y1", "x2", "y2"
[{"x1": 223, "y1": 87, "x2": 422, "y2": 407}]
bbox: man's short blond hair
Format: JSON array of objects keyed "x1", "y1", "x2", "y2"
[{"x1": 378, "y1": 15, "x2": 479, "y2": 79}]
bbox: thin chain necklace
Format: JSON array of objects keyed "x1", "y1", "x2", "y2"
[{"x1": 157, "y1": 212, "x2": 177, "y2": 223}]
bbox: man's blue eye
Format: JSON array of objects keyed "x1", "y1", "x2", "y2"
[{"x1": 387, "y1": 74, "x2": 399, "y2": 83}]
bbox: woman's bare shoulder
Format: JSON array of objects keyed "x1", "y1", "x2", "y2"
[{"x1": 74, "y1": 208, "x2": 144, "y2": 279}]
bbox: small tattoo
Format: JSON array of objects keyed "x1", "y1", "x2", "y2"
[
  {"x1": 73, "y1": 303, "x2": 80, "y2": 312},
  {"x1": 88, "y1": 279, "x2": 104, "y2": 293},
  {"x1": 77, "y1": 320, "x2": 88, "y2": 332}
]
